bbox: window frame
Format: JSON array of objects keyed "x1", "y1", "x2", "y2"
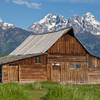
[
  {"x1": 76, "y1": 64, "x2": 81, "y2": 69},
  {"x1": 70, "y1": 64, "x2": 74, "y2": 69},
  {"x1": 35, "y1": 56, "x2": 41, "y2": 64}
]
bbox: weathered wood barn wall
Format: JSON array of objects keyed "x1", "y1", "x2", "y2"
[
  {"x1": 2, "y1": 55, "x2": 47, "y2": 83},
  {"x1": 0, "y1": 27, "x2": 100, "y2": 84}
]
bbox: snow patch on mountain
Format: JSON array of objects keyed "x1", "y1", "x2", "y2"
[
  {"x1": 82, "y1": 12, "x2": 100, "y2": 35},
  {"x1": 28, "y1": 14, "x2": 68, "y2": 33},
  {"x1": 28, "y1": 12, "x2": 100, "y2": 35},
  {"x1": 0, "y1": 18, "x2": 15, "y2": 30}
]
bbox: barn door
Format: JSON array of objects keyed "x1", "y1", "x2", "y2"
[
  {"x1": 0, "y1": 66, "x2": 2, "y2": 82},
  {"x1": 67, "y1": 63, "x2": 87, "y2": 83},
  {"x1": 51, "y1": 65, "x2": 61, "y2": 82},
  {"x1": 8, "y1": 65, "x2": 19, "y2": 82}
]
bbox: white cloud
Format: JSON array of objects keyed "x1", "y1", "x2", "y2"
[{"x1": 6, "y1": 0, "x2": 41, "y2": 9}]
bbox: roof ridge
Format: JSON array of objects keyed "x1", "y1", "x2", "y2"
[{"x1": 31, "y1": 27, "x2": 72, "y2": 35}]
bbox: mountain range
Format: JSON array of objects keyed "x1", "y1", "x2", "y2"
[
  {"x1": 0, "y1": 19, "x2": 32, "y2": 55},
  {"x1": 0, "y1": 12, "x2": 100, "y2": 57}
]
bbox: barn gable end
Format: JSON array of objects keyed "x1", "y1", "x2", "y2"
[{"x1": 47, "y1": 30, "x2": 87, "y2": 56}]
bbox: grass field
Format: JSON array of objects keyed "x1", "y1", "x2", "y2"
[{"x1": 0, "y1": 81, "x2": 100, "y2": 100}]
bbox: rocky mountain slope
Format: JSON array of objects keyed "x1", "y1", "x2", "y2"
[
  {"x1": 28, "y1": 12, "x2": 100, "y2": 35},
  {"x1": 0, "y1": 19, "x2": 31, "y2": 55}
]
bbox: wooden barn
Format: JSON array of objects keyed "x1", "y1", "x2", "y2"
[{"x1": 0, "y1": 27, "x2": 100, "y2": 84}]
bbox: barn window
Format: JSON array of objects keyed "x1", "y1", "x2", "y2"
[
  {"x1": 9, "y1": 64, "x2": 18, "y2": 66},
  {"x1": 76, "y1": 64, "x2": 81, "y2": 68},
  {"x1": 70, "y1": 64, "x2": 74, "y2": 69},
  {"x1": 35, "y1": 57, "x2": 41, "y2": 64}
]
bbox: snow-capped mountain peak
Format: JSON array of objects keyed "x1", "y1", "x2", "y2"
[
  {"x1": 84, "y1": 12, "x2": 94, "y2": 18},
  {"x1": 28, "y1": 14, "x2": 68, "y2": 33},
  {"x1": 0, "y1": 18, "x2": 15, "y2": 30},
  {"x1": 83, "y1": 12, "x2": 99, "y2": 25},
  {"x1": 1, "y1": 12, "x2": 100, "y2": 57},
  {"x1": 82, "y1": 12, "x2": 100, "y2": 35},
  {"x1": 28, "y1": 12, "x2": 100, "y2": 35}
]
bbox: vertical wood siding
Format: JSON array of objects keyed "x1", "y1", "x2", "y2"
[
  {"x1": 2, "y1": 32, "x2": 100, "y2": 84},
  {"x1": 87, "y1": 54, "x2": 100, "y2": 83},
  {"x1": 2, "y1": 55, "x2": 47, "y2": 83},
  {"x1": 47, "y1": 55, "x2": 88, "y2": 83},
  {"x1": 48, "y1": 34, "x2": 87, "y2": 55}
]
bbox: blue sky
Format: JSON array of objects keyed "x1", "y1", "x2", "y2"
[{"x1": 0, "y1": 0, "x2": 100, "y2": 29}]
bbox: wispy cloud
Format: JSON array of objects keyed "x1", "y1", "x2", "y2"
[{"x1": 6, "y1": 0, "x2": 41, "y2": 9}]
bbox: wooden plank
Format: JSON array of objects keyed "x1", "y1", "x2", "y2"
[{"x1": 48, "y1": 34, "x2": 87, "y2": 55}]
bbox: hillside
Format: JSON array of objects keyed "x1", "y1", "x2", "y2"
[{"x1": 0, "y1": 19, "x2": 32, "y2": 55}]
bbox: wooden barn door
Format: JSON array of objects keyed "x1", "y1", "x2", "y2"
[
  {"x1": 60, "y1": 63, "x2": 88, "y2": 83},
  {"x1": 8, "y1": 65, "x2": 19, "y2": 82},
  {"x1": 66, "y1": 63, "x2": 88, "y2": 83},
  {"x1": 51, "y1": 65, "x2": 61, "y2": 82}
]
